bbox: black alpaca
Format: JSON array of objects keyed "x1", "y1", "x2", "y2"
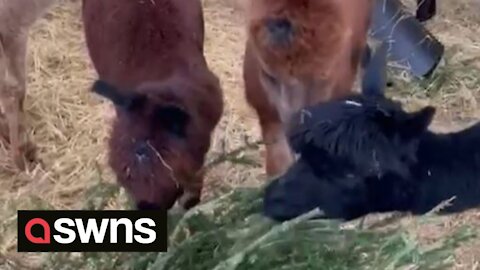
[{"x1": 263, "y1": 43, "x2": 480, "y2": 221}]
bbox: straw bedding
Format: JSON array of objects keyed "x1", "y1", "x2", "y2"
[{"x1": 1, "y1": 0, "x2": 480, "y2": 269}]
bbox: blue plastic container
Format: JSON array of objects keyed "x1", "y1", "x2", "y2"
[{"x1": 368, "y1": 0, "x2": 444, "y2": 78}]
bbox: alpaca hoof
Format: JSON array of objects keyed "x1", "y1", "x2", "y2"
[
  {"x1": 21, "y1": 141, "x2": 37, "y2": 163},
  {"x1": 12, "y1": 153, "x2": 26, "y2": 171},
  {"x1": 12, "y1": 141, "x2": 37, "y2": 171},
  {"x1": 178, "y1": 193, "x2": 200, "y2": 210}
]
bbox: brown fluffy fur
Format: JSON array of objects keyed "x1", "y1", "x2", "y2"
[
  {"x1": 242, "y1": 0, "x2": 374, "y2": 178},
  {"x1": 82, "y1": 0, "x2": 224, "y2": 210}
]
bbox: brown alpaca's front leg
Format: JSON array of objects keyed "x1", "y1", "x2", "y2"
[
  {"x1": 176, "y1": 168, "x2": 205, "y2": 210},
  {"x1": 0, "y1": 33, "x2": 36, "y2": 170},
  {"x1": 0, "y1": 38, "x2": 7, "y2": 142},
  {"x1": 261, "y1": 121, "x2": 295, "y2": 179},
  {"x1": 178, "y1": 191, "x2": 201, "y2": 210}
]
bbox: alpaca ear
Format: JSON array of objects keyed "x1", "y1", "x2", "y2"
[
  {"x1": 400, "y1": 106, "x2": 436, "y2": 139},
  {"x1": 154, "y1": 104, "x2": 191, "y2": 138},
  {"x1": 92, "y1": 80, "x2": 146, "y2": 111}
]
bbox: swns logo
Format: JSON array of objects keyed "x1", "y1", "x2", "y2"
[{"x1": 18, "y1": 210, "x2": 167, "y2": 252}]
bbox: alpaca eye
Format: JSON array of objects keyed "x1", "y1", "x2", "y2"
[
  {"x1": 153, "y1": 105, "x2": 190, "y2": 138},
  {"x1": 400, "y1": 155, "x2": 409, "y2": 163},
  {"x1": 375, "y1": 105, "x2": 391, "y2": 117},
  {"x1": 261, "y1": 69, "x2": 279, "y2": 87}
]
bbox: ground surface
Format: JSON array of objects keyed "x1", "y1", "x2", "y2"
[{"x1": 0, "y1": 0, "x2": 480, "y2": 269}]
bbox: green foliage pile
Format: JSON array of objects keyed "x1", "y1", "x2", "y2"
[
  {"x1": 41, "y1": 185, "x2": 474, "y2": 270},
  {"x1": 2, "y1": 136, "x2": 478, "y2": 270},
  {"x1": 148, "y1": 187, "x2": 474, "y2": 270}
]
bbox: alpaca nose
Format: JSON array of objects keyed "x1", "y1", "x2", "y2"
[
  {"x1": 263, "y1": 191, "x2": 293, "y2": 222},
  {"x1": 136, "y1": 201, "x2": 163, "y2": 210},
  {"x1": 134, "y1": 141, "x2": 151, "y2": 162},
  {"x1": 265, "y1": 18, "x2": 294, "y2": 47}
]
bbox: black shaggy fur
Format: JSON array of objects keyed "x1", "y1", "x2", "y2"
[{"x1": 263, "y1": 42, "x2": 480, "y2": 221}]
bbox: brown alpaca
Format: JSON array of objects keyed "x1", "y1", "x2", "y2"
[
  {"x1": 242, "y1": 0, "x2": 374, "y2": 178},
  {"x1": 82, "y1": 0, "x2": 224, "y2": 210},
  {"x1": 0, "y1": 0, "x2": 56, "y2": 170}
]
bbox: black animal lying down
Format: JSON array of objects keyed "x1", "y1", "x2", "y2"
[{"x1": 263, "y1": 43, "x2": 480, "y2": 222}]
